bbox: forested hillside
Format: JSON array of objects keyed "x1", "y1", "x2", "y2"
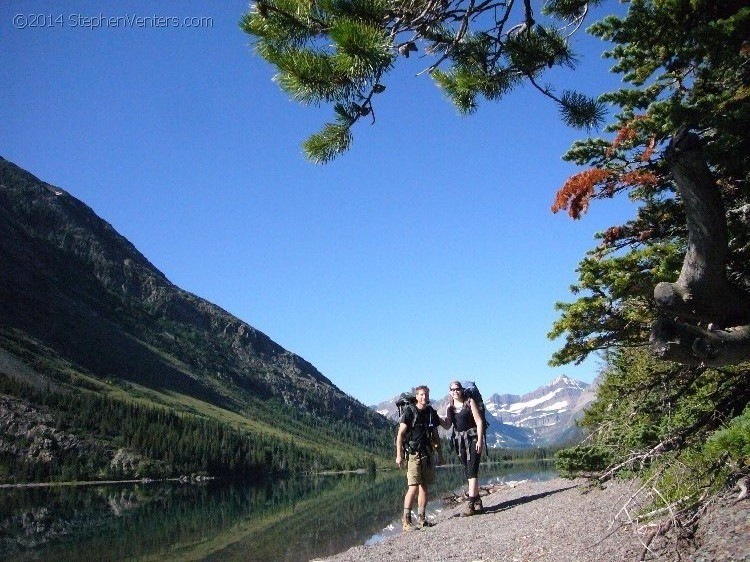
[{"x1": 0, "y1": 157, "x2": 393, "y2": 482}]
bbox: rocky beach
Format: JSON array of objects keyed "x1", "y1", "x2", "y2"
[{"x1": 315, "y1": 478, "x2": 749, "y2": 562}]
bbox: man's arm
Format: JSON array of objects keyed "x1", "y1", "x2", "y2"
[
  {"x1": 431, "y1": 426, "x2": 443, "y2": 465},
  {"x1": 396, "y1": 422, "x2": 408, "y2": 468}
]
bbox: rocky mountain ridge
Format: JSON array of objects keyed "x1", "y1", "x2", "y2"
[
  {"x1": 0, "y1": 156, "x2": 375, "y2": 420},
  {"x1": 373, "y1": 375, "x2": 596, "y2": 447},
  {"x1": 0, "y1": 156, "x2": 391, "y2": 478}
]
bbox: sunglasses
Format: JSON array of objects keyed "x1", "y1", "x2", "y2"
[{"x1": 450, "y1": 387, "x2": 462, "y2": 392}]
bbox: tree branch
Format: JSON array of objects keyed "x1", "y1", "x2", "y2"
[{"x1": 650, "y1": 319, "x2": 750, "y2": 366}]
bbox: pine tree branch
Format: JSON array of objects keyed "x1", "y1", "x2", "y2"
[
  {"x1": 650, "y1": 319, "x2": 750, "y2": 366},
  {"x1": 256, "y1": 0, "x2": 328, "y2": 32}
]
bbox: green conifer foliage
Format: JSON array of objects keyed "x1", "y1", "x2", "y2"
[
  {"x1": 242, "y1": 0, "x2": 606, "y2": 161},
  {"x1": 549, "y1": 1, "x2": 749, "y2": 529}
]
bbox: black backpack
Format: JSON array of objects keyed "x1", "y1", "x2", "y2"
[
  {"x1": 395, "y1": 393, "x2": 416, "y2": 457},
  {"x1": 460, "y1": 381, "x2": 489, "y2": 455},
  {"x1": 396, "y1": 392, "x2": 417, "y2": 419}
]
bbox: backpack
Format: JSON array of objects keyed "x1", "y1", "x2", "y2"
[
  {"x1": 460, "y1": 381, "x2": 489, "y2": 455},
  {"x1": 395, "y1": 392, "x2": 417, "y2": 418},
  {"x1": 394, "y1": 393, "x2": 416, "y2": 457}
]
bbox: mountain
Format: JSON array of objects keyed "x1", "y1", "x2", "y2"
[
  {"x1": 373, "y1": 375, "x2": 596, "y2": 448},
  {"x1": 485, "y1": 375, "x2": 594, "y2": 446},
  {"x1": 0, "y1": 156, "x2": 392, "y2": 481}
]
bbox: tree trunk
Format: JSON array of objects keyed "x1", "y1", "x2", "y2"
[{"x1": 650, "y1": 130, "x2": 750, "y2": 365}]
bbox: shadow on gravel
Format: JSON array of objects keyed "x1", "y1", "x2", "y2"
[{"x1": 450, "y1": 485, "x2": 579, "y2": 517}]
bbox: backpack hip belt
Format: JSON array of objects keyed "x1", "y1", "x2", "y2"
[{"x1": 407, "y1": 438, "x2": 433, "y2": 456}]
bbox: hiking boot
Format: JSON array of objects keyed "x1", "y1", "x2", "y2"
[
  {"x1": 416, "y1": 514, "x2": 434, "y2": 528},
  {"x1": 401, "y1": 515, "x2": 417, "y2": 532},
  {"x1": 474, "y1": 497, "x2": 484, "y2": 513},
  {"x1": 463, "y1": 501, "x2": 477, "y2": 517}
]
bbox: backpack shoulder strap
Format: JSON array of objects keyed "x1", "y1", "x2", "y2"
[
  {"x1": 428, "y1": 405, "x2": 440, "y2": 426},
  {"x1": 402, "y1": 403, "x2": 418, "y2": 427}
]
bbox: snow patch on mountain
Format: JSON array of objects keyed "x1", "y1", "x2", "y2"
[{"x1": 494, "y1": 388, "x2": 567, "y2": 414}]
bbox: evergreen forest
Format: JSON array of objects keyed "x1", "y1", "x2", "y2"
[{"x1": 0, "y1": 371, "x2": 393, "y2": 483}]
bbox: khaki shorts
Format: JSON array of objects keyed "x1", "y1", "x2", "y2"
[{"x1": 406, "y1": 451, "x2": 435, "y2": 486}]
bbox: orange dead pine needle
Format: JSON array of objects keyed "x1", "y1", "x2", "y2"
[
  {"x1": 552, "y1": 168, "x2": 613, "y2": 219},
  {"x1": 607, "y1": 115, "x2": 648, "y2": 157},
  {"x1": 620, "y1": 169, "x2": 659, "y2": 189},
  {"x1": 641, "y1": 136, "x2": 656, "y2": 161}
]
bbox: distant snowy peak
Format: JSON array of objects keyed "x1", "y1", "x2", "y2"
[
  {"x1": 486, "y1": 376, "x2": 593, "y2": 446},
  {"x1": 548, "y1": 374, "x2": 587, "y2": 390},
  {"x1": 371, "y1": 375, "x2": 596, "y2": 448}
]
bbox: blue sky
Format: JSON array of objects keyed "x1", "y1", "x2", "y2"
[{"x1": 1, "y1": 1, "x2": 632, "y2": 405}]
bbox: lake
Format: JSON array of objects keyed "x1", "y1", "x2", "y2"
[{"x1": 0, "y1": 462, "x2": 557, "y2": 561}]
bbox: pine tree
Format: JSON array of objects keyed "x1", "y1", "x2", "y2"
[{"x1": 241, "y1": 0, "x2": 606, "y2": 162}]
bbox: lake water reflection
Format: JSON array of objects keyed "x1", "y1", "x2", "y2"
[{"x1": 0, "y1": 462, "x2": 556, "y2": 561}]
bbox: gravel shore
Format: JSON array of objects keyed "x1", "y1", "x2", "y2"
[{"x1": 314, "y1": 478, "x2": 749, "y2": 562}]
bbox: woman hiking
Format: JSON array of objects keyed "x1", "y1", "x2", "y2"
[{"x1": 441, "y1": 380, "x2": 485, "y2": 516}]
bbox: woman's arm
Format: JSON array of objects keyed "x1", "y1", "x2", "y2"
[
  {"x1": 439, "y1": 399, "x2": 454, "y2": 430},
  {"x1": 469, "y1": 399, "x2": 484, "y2": 452}
]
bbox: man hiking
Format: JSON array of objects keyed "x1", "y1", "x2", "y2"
[{"x1": 395, "y1": 385, "x2": 443, "y2": 531}]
